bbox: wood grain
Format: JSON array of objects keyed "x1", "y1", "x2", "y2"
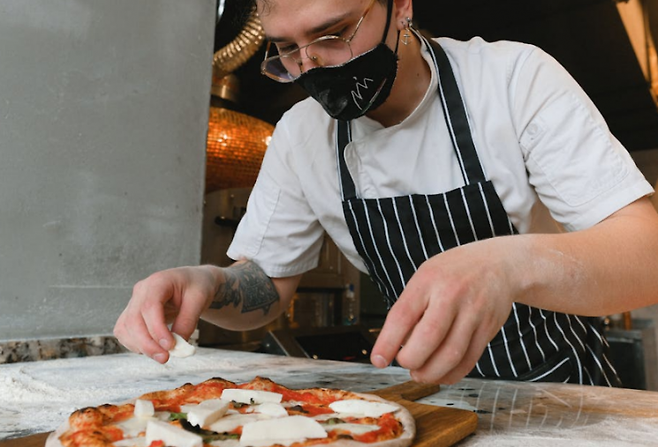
[
  {"x1": 372, "y1": 381, "x2": 478, "y2": 447},
  {"x1": 0, "y1": 431, "x2": 49, "y2": 447},
  {"x1": 0, "y1": 381, "x2": 477, "y2": 447}
]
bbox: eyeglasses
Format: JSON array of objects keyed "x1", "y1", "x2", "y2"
[{"x1": 260, "y1": 0, "x2": 378, "y2": 83}]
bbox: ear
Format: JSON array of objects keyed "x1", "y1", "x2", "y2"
[{"x1": 393, "y1": 0, "x2": 413, "y2": 31}]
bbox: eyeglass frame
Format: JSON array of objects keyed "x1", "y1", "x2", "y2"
[{"x1": 260, "y1": 0, "x2": 379, "y2": 83}]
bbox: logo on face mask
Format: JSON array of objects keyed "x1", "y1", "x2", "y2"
[
  {"x1": 294, "y1": 40, "x2": 399, "y2": 121},
  {"x1": 351, "y1": 77, "x2": 374, "y2": 111}
]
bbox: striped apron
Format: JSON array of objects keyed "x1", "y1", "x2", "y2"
[{"x1": 336, "y1": 37, "x2": 620, "y2": 386}]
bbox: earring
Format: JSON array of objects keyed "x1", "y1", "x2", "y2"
[{"x1": 402, "y1": 17, "x2": 412, "y2": 45}]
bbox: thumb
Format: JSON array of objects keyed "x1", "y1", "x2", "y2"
[{"x1": 170, "y1": 292, "x2": 207, "y2": 340}]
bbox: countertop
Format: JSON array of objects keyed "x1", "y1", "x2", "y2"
[{"x1": 1, "y1": 348, "x2": 657, "y2": 446}]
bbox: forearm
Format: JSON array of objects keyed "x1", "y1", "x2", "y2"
[
  {"x1": 200, "y1": 261, "x2": 301, "y2": 330},
  {"x1": 512, "y1": 198, "x2": 658, "y2": 315}
]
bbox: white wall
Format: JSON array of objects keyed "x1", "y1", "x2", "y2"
[{"x1": 0, "y1": 0, "x2": 215, "y2": 341}]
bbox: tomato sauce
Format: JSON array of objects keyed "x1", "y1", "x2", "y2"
[{"x1": 351, "y1": 413, "x2": 402, "y2": 443}]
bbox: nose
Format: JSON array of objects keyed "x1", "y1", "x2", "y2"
[{"x1": 298, "y1": 52, "x2": 323, "y2": 73}]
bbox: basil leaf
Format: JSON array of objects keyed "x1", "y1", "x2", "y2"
[{"x1": 179, "y1": 419, "x2": 239, "y2": 442}]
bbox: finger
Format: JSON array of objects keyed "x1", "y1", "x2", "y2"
[
  {"x1": 408, "y1": 311, "x2": 479, "y2": 384},
  {"x1": 395, "y1": 298, "x2": 457, "y2": 371},
  {"x1": 370, "y1": 290, "x2": 428, "y2": 368},
  {"x1": 121, "y1": 276, "x2": 176, "y2": 360},
  {"x1": 436, "y1": 325, "x2": 492, "y2": 384},
  {"x1": 141, "y1": 298, "x2": 175, "y2": 353},
  {"x1": 135, "y1": 275, "x2": 178, "y2": 352},
  {"x1": 114, "y1": 306, "x2": 147, "y2": 354},
  {"x1": 133, "y1": 315, "x2": 171, "y2": 364},
  {"x1": 113, "y1": 305, "x2": 170, "y2": 363},
  {"x1": 170, "y1": 290, "x2": 206, "y2": 340},
  {"x1": 113, "y1": 309, "x2": 139, "y2": 353}
]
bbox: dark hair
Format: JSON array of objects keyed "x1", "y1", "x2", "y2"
[{"x1": 246, "y1": 0, "x2": 388, "y2": 19}]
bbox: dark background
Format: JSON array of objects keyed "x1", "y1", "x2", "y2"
[{"x1": 216, "y1": 0, "x2": 658, "y2": 152}]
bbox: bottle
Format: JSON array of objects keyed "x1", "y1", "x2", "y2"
[{"x1": 343, "y1": 283, "x2": 356, "y2": 326}]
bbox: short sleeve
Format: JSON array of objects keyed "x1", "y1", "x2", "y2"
[{"x1": 511, "y1": 47, "x2": 653, "y2": 231}]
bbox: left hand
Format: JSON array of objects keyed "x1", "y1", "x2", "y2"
[{"x1": 370, "y1": 237, "x2": 519, "y2": 384}]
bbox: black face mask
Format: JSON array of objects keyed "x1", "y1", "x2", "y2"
[{"x1": 294, "y1": 0, "x2": 399, "y2": 121}]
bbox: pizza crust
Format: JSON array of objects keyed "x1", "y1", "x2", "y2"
[{"x1": 45, "y1": 420, "x2": 68, "y2": 447}]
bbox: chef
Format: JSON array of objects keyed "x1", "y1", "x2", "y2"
[{"x1": 114, "y1": 0, "x2": 658, "y2": 386}]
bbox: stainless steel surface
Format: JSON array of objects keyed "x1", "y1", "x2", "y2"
[{"x1": 0, "y1": 0, "x2": 214, "y2": 342}]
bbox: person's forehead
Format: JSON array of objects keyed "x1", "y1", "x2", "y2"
[
  {"x1": 258, "y1": 0, "x2": 368, "y2": 39},
  {"x1": 257, "y1": 0, "x2": 364, "y2": 19}
]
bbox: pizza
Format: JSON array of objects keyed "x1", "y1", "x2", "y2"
[{"x1": 46, "y1": 376, "x2": 415, "y2": 447}]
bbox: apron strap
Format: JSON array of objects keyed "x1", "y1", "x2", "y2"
[
  {"x1": 336, "y1": 120, "x2": 356, "y2": 201},
  {"x1": 336, "y1": 37, "x2": 488, "y2": 202},
  {"x1": 425, "y1": 37, "x2": 486, "y2": 184}
]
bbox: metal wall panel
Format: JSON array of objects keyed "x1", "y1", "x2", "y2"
[{"x1": 0, "y1": 0, "x2": 215, "y2": 341}]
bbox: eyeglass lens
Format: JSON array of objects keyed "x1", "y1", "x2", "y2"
[{"x1": 264, "y1": 38, "x2": 354, "y2": 81}]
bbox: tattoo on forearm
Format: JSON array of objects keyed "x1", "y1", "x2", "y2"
[{"x1": 209, "y1": 261, "x2": 279, "y2": 315}]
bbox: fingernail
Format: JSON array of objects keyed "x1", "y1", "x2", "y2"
[
  {"x1": 153, "y1": 353, "x2": 167, "y2": 363},
  {"x1": 409, "y1": 371, "x2": 428, "y2": 384},
  {"x1": 159, "y1": 338, "x2": 171, "y2": 350},
  {"x1": 372, "y1": 355, "x2": 388, "y2": 368}
]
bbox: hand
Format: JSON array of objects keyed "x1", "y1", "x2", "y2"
[
  {"x1": 113, "y1": 265, "x2": 218, "y2": 363},
  {"x1": 370, "y1": 238, "x2": 518, "y2": 384}
]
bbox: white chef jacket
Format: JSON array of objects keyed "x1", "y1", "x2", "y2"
[{"x1": 227, "y1": 36, "x2": 653, "y2": 277}]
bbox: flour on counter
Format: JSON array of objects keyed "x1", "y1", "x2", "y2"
[{"x1": 0, "y1": 348, "x2": 405, "y2": 440}]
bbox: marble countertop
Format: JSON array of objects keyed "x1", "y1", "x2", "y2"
[{"x1": 1, "y1": 348, "x2": 657, "y2": 446}]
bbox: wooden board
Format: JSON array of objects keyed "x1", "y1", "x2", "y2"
[
  {"x1": 0, "y1": 432, "x2": 48, "y2": 447},
  {"x1": 0, "y1": 381, "x2": 477, "y2": 447},
  {"x1": 371, "y1": 381, "x2": 478, "y2": 447}
]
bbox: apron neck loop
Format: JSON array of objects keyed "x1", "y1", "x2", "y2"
[
  {"x1": 336, "y1": 120, "x2": 356, "y2": 201},
  {"x1": 424, "y1": 37, "x2": 486, "y2": 184},
  {"x1": 335, "y1": 37, "x2": 488, "y2": 201}
]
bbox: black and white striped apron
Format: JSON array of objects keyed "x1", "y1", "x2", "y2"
[{"x1": 336, "y1": 37, "x2": 620, "y2": 386}]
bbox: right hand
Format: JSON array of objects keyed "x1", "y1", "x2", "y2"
[{"x1": 113, "y1": 265, "x2": 218, "y2": 363}]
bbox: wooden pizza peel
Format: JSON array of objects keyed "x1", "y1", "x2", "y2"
[
  {"x1": 371, "y1": 381, "x2": 478, "y2": 447},
  {"x1": 0, "y1": 432, "x2": 48, "y2": 447},
  {"x1": 0, "y1": 381, "x2": 477, "y2": 447}
]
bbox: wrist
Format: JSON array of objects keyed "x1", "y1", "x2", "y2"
[
  {"x1": 507, "y1": 234, "x2": 572, "y2": 310},
  {"x1": 197, "y1": 264, "x2": 225, "y2": 308}
]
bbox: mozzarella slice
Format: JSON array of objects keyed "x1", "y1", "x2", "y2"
[
  {"x1": 239, "y1": 415, "x2": 327, "y2": 447},
  {"x1": 113, "y1": 437, "x2": 149, "y2": 447},
  {"x1": 322, "y1": 422, "x2": 381, "y2": 435},
  {"x1": 185, "y1": 399, "x2": 231, "y2": 428},
  {"x1": 209, "y1": 440, "x2": 240, "y2": 447},
  {"x1": 208, "y1": 413, "x2": 271, "y2": 434},
  {"x1": 134, "y1": 399, "x2": 155, "y2": 418},
  {"x1": 328, "y1": 399, "x2": 398, "y2": 417},
  {"x1": 252, "y1": 402, "x2": 288, "y2": 417},
  {"x1": 115, "y1": 416, "x2": 152, "y2": 438},
  {"x1": 146, "y1": 420, "x2": 203, "y2": 447},
  {"x1": 168, "y1": 333, "x2": 196, "y2": 358},
  {"x1": 113, "y1": 412, "x2": 180, "y2": 444},
  {"x1": 220, "y1": 388, "x2": 282, "y2": 404},
  {"x1": 312, "y1": 412, "x2": 340, "y2": 422}
]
